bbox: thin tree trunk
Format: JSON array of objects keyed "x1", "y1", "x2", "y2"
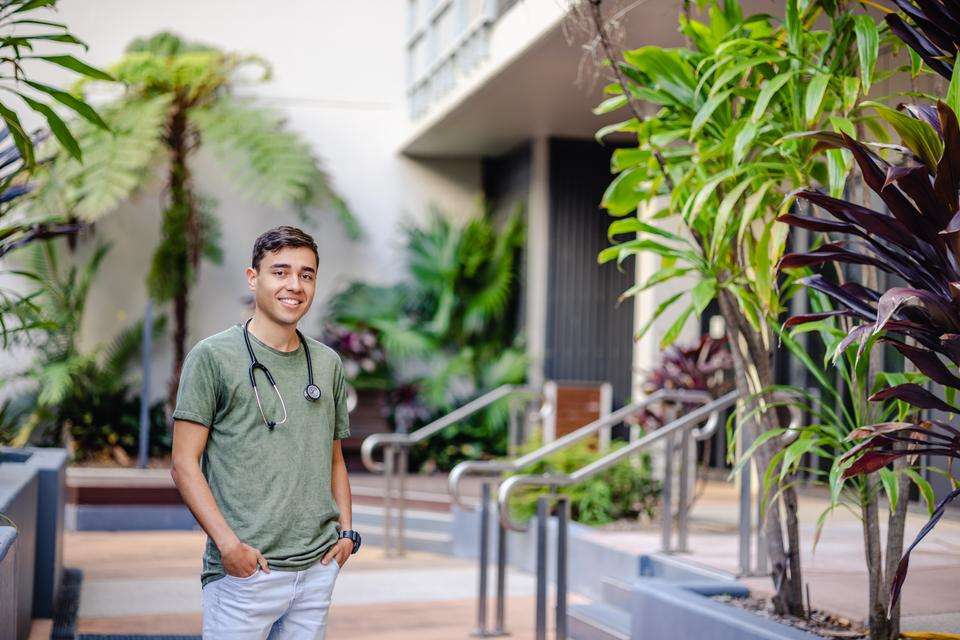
[
  {"x1": 164, "y1": 103, "x2": 200, "y2": 414},
  {"x1": 718, "y1": 289, "x2": 805, "y2": 616}
]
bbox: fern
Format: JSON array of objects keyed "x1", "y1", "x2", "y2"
[
  {"x1": 191, "y1": 99, "x2": 361, "y2": 238},
  {"x1": 29, "y1": 95, "x2": 170, "y2": 220}
]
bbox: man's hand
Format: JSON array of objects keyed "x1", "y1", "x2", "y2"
[
  {"x1": 220, "y1": 538, "x2": 270, "y2": 578},
  {"x1": 321, "y1": 538, "x2": 354, "y2": 569}
]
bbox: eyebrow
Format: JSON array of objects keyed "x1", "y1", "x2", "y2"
[{"x1": 267, "y1": 263, "x2": 316, "y2": 273}]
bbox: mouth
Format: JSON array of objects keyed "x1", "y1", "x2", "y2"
[{"x1": 278, "y1": 297, "x2": 303, "y2": 309}]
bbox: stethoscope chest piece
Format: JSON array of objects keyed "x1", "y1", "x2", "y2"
[{"x1": 304, "y1": 384, "x2": 322, "y2": 401}]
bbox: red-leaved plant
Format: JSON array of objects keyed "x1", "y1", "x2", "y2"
[{"x1": 778, "y1": 97, "x2": 960, "y2": 607}]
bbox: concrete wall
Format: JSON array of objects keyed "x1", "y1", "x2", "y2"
[{"x1": 1, "y1": 1, "x2": 483, "y2": 403}]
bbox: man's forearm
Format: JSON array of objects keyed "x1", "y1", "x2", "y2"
[
  {"x1": 171, "y1": 461, "x2": 240, "y2": 550},
  {"x1": 331, "y1": 457, "x2": 352, "y2": 530}
]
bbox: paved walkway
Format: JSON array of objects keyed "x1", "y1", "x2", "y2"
[{"x1": 30, "y1": 530, "x2": 560, "y2": 639}]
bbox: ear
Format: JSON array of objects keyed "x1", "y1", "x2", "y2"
[{"x1": 245, "y1": 266, "x2": 257, "y2": 291}]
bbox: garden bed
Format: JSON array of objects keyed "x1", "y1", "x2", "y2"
[{"x1": 712, "y1": 594, "x2": 866, "y2": 639}]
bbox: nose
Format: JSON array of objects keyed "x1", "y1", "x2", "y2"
[{"x1": 286, "y1": 273, "x2": 303, "y2": 292}]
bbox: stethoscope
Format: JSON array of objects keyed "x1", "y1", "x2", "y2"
[{"x1": 242, "y1": 317, "x2": 322, "y2": 430}]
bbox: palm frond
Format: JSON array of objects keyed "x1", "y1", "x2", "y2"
[
  {"x1": 190, "y1": 99, "x2": 360, "y2": 238},
  {"x1": 29, "y1": 95, "x2": 170, "y2": 220},
  {"x1": 101, "y1": 313, "x2": 167, "y2": 380}
]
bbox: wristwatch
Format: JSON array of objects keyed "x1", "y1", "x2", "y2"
[{"x1": 339, "y1": 529, "x2": 362, "y2": 554}]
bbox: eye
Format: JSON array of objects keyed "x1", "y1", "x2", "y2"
[
  {"x1": 302, "y1": 273, "x2": 313, "y2": 281},
  {"x1": 273, "y1": 270, "x2": 284, "y2": 277}
]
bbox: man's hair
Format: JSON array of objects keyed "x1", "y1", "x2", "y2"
[{"x1": 251, "y1": 226, "x2": 319, "y2": 271}]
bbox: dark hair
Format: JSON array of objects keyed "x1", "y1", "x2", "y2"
[{"x1": 251, "y1": 226, "x2": 319, "y2": 271}]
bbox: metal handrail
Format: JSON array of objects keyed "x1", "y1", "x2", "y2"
[
  {"x1": 498, "y1": 389, "x2": 742, "y2": 532},
  {"x1": 360, "y1": 384, "x2": 538, "y2": 472},
  {"x1": 448, "y1": 388, "x2": 718, "y2": 510}
]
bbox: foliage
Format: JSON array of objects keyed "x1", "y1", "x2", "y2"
[
  {"x1": 884, "y1": 0, "x2": 960, "y2": 80},
  {"x1": 637, "y1": 334, "x2": 733, "y2": 429},
  {"x1": 1, "y1": 238, "x2": 167, "y2": 455},
  {"x1": 591, "y1": 0, "x2": 889, "y2": 615},
  {"x1": 0, "y1": 0, "x2": 111, "y2": 167},
  {"x1": 323, "y1": 207, "x2": 527, "y2": 470},
  {"x1": 26, "y1": 30, "x2": 358, "y2": 410},
  {"x1": 506, "y1": 437, "x2": 661, "y2": 526},
  {"x1": 321, "y1": 323, "x2": 389, "y2": 390},
  {"x1": 779, "y1": 91, "x2": 960, "y2": 609}
]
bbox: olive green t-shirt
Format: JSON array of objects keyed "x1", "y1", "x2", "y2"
[{"x1": 172, "y1": 323, "x2": 350, "y2": 587}]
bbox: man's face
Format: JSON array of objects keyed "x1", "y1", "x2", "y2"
[{"x1": 246, "y1": 246, "x2": 318, "y2": 326}]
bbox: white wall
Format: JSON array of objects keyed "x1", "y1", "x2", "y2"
[{"x1": 2, "y1": 1, "x2": 482, "y2": 403}]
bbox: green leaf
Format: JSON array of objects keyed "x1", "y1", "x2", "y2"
[
  {"x1": 879, "y1": 467, "x2": 899, "y2": 511},
  {"x1": 660, "y1": 304, "x2": 694, "y2": 348},
  {"x1": 853, "y1": 15, "x2": 879, "y2": 92},
  {"x1": 732, "y1": 121, "x2": 759, "y2": 166},
  {"x1": 0, "y1": 101, "x2": 33, "y2": 166},
  {"x1": 28, "y1": 55, "x2": 113, "y2": 81},
  {"x1": 690, "y1": 278, "x2": 716, "y2": 315},
  {"x1": 751, "y1": 72, "x2": 793, "y2": 123},
  {"x1": 635, "y1": 291, "x2": 684, "y2": 342},
  {"x1": 841, "y1": 76, "x2": 860, "y2": 115},
  {"x1": 903, "y1": 468, "x2": 935, "y2": 515},
  {"x1": 948, "y1": 53, "x2": 960, "y2": 118},
  {"x1": 594, "y1": 94, "x2": 627, "y2": 115},
  {"x1": 909, "y1": 48, "x2": 923, "y2": 78},
  {"x1": 607, "y1": 217, "x2": 684, "y2": 242},
  {"x1": 690, "y1": 89, "x2": 732, "y2": 139},
  {"x1": 804, "y1": 73, "x2": 831, "y2": 126},
  {"x1": 18, "y1": 93, "x2": 81, "y2": 160},
  {"x1": 864, "y1": 101, "x2": 943, "y2": 171},
  {"x1": 601, "y1": 167, "x2": 645, "y2": 216},
  {"x1": 23, "y1": 79, "x2": 109, "y2": 130}
]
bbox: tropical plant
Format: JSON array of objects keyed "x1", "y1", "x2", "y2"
[
  {"x1": 884, "y1": 0, "x2": 960, "y2": 80},
  {"x1": 636, "y1": 334, "x2": 733, "y2": 430},
  {"x1": 507, "y1": 436, "x2": 661, "y2": 526},
  {"x1": 778, "y1": 91, "x2": 960, "y2": 619},
  {"x1": 28, "y1": 31, "x2": 359, "y2": 412},
  {"x1": 0, "y1": 0, "x2": 112, "y2": 167},
  {"x1": 586, "y1": 0, "x2": 889, "y2": 615},
  {"x1": 750, "y1": 299, "x2": 936, "y2": 639},
  {"x1": 2, "y1": 238, "x2": 167, "y2": 454},
  {"x1": 323, "y1": 207, "x2": 527, "y2": 470},
  {"x1": 0, "y1": 0, "x2": 110, "y2": 344}
]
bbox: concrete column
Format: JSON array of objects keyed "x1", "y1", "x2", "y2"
[{"x1": 526, "y1": 136, "x2": 550, "y2": 389}]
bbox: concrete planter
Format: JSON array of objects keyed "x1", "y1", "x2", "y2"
[{"x1": 0, "y1": 446, "x2": 68, "y2": 623}]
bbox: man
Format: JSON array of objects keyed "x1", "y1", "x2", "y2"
[{"x1": 171, "y1": 226, "x2": 360, "y2": 639}]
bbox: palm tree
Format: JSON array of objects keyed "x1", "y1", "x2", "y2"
[{"x1": 30, "y1": 31, "x2": 360, "y2": 410}]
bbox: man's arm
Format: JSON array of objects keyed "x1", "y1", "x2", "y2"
[
  {"x1": 171, "y1": 419, "x2": 269, "y2": 576},
  {"x1": 321, "y1": 439, "x2": 354, "y2": 567}
]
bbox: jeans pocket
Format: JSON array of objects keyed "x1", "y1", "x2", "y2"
[{"x1": 225, "y1": 567, "x2": 260, "y2": 582}]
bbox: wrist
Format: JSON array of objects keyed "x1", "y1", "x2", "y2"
[{"x1": 216, "y1": 534, "x2": 241, "y2": 553}]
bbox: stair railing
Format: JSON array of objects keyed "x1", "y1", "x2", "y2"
[
  {"x1": 497, "y1": 389, "x2": 803, "y2": 640},
  {"x1": 449, "y1": 388, "x2": 718, "y2": 637},
  {"x1": 360, "y1": 384, "x2": 541, "y2": 556}
]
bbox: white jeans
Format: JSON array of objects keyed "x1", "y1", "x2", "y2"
[{"x1": 202, "y1": 559, "x2": 341, "y2": 639}]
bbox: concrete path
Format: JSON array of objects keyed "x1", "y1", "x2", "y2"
[{"x1": 38, "y1": 530, "x2": 560, "y2": 639}]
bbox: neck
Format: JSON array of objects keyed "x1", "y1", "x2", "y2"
[{"x1": 248, "y1": 310, "x2": 300, "y2": 352}]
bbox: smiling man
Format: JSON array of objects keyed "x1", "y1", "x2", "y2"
[{"x1": 170, "y1": 226, "x2": 360, "y2": 639}]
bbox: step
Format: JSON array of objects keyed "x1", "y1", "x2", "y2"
[
  {"x1": 352, "y1": 504, "x2": 453, "y2": 534},
  {"x1": 599, "y1": 576, "x2": 633, "y2": 611},
  {"x1": 568, "y1": 602, "x2": 631, "y2": 640}
]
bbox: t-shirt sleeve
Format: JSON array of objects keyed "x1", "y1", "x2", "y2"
[
  {"x1": 172, "y1": 344, "x2": 221, "y2": 428},
  {"x1": 332, "y1": 355, "x2": 351, "y2": 440}
]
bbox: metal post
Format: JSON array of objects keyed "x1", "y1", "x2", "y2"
[
  {"x1": 555, "y1": 496, "x2": 568, "y2": 640},
  {"x1": 473, "y1": 482, "x2": 491, "y2": 636},
  {"x1": 507, "y1": 397, "x2": 519, "y2": 458},
  {"x1": 535, "y1": 496, "x2": 548, "y2": 640},
  {"x1": 494, "y1": 494, "x2": 508, "y2": 636},
  {"x1": 677, "y1": 428, "x2": 691, "y2": 553},
  {"x1": 738, "y1": 450, "x2": 752, "y2": 576},
  {"x1": 137, "y1": 300, "x2": 153, "y2": 469},
  {"x1": 660, "y1": 432, "x2": 674, "y2": 553},
  {"x1": 384, "y1": 445, "x2": 395, "y2": 557},
  {"x1": 397, "y1": 445, "x2": 408, "y2": 557}
]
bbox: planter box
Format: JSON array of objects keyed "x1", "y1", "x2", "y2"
[
  {"x1": 0, "y1": 526, "x2": 19, "y2": 640},
  {"x1": 0, "y1": 457, "x2": 38, "y2": 640}
]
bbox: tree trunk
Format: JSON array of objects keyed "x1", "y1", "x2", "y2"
[
  {"x1": 718, "y1": 288, "x2": 805, "y2": 616},
  {"x1": 164, "y1": 104, "x2": 200, "y2": 414}
]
